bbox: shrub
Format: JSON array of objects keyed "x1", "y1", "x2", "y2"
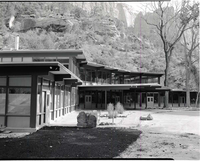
[
  {"x1": 108, "y1": 110, "x2": 118, "y2": 119},
  {"x1": 107, "y1": 103, "x2": 118, "y2": 119},
  {"x1": 115, "y1": 102, "x2": 124, "y2": 114}
]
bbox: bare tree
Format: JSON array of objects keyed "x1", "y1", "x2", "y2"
[
  {"x1": 180, "y1": 5, "x2": 199, "y2": 107},
  {"x1": 142, "y1": 1, "x2": 199, "y2": 108}
]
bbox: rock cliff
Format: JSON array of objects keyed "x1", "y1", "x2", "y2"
[{"x1": 70, "y1": 2, "x2": 137, "y2": 27}]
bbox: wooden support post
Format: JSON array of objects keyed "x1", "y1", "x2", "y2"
[
  {"x1": 84, "y1": 69, "x2": 86, "y2": 85},
  {"x1": 105, "y1": 90, "x2": 107, "y2": 109},
  {"x1": 158, "y1": 77, "x2": 160, "y2": 84},
  {"x1": 110, "y1": 72, "x2": 112, "y2": 84},
  {"x1": 51, "y1": 81, "x2": 55, "y2": 120},
  {"x1": 69, "y1": 86, "x2": 72, "y2": 112},
  {"x1": 95, "y1": 70, "x2": 98, "y2": 84},
  {"x1": 101, "y1": 91, "x2": 103, "y2": 108},
  {"x1": 84, "y1": 90, "x2": 86, "y2": 109},
  {"x1": 4, "y1": 76, "x2": 9, "y2": 127},
  {"x1": 69, "y1": 57, "x2": 74, "y2": 73},
  {"x1": 140, "y1": 75, "x2": 142, "y2": 83},
  {"x1": 101, "y1": 71, "x2": 103, "y2": 84},
  {"x1": 145, "y1": 92, "x2": 147, "y2": 109},
  {"x1": 158, "y1": 92, "x2": 161, "y2": 107},
  {"x1": 96, "y1": 90, "x2": 98, "y2": 109},
  {"x1": 30, "y1": 75, "x2": 38, "y2": 127},
  {"x1": 122, "y1": 90, "x2": 124, "y2": 105},
  {"x1": 110, "y1": 90, "x2": 112, "y2": 104},
  {"x1": 134, "y1": 91, "x2": 136, "y2": 109},
  {"x1": 90, "y1": 70, "x2": 92, "y2": 84},
  {"x1": 172, "y1": 92, "x2": 174, "y2": 107},
  {"x1": 139, "y1": 92, "x2": 142, "y2": 107},
  {"x1": 178, "y1": 93, "x2": 180, "y2": 107}
]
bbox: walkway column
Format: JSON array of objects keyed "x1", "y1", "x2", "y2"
[
  {"x1": 158, "y1": 92, "x2": 161, "y2": 107},
  {"x1": 84, "y1": 90, "x2": 86, "y2": 109},
  {"x1": 110, "y1": 90, "x2": 112, "y2": 104},
  {"x1": 134, "y1": 91, "x2": 136, "y2": 109},
  {"x1": 145, "y1": 92, "x2": 147, "y2": 109},
  {"x1": 96, "y1": 90, "x2": 98, "y2": 109},
  {"x1": 84, "y1": 69, "x2": 86, "y2": 85},
  {"x1": 172, "y1": 92, "x2": 174, "y2": 107},
  {"x1": 158, "y1": 77, "x2": 160, "y2": 84},
  {"x1": 122, "y1": 90, "x2": 124, "y2": 105},
  {"x1": 110, "y1": 72, "x2": 112, "y2": 84},
  {"x1": 178, "y1": 93, "x2": 180, "y2": 107},
  {"x1": 139, "y1": 92, "x2": 142, "y2": 107},
  {"x1": 30, "y1": 74, "x2": 38, "y2": 128},
  {"x1": 95, "y1": 70, "x2": 98, "y2": 84},
  {"x1": 105, "y1": 90, "x2": 107, "y2": 109}
]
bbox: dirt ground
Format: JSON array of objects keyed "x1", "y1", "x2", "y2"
[
  {"x1": 0, "y1": 109, "x2": 199, "y2": 159},
  {"x1": 116, "y1": 109, "x2": 200, "y2": 160},
  {"x1": 0, "y1": 127, "x2": 141, "y2": 159}
]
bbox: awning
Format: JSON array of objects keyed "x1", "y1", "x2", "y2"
[
  {"x1": 0, "y1": 62, "x2": 82, "y2": 85},
  {"x1": 79, "y1": 83, "x2": 163, "y2": 91}
]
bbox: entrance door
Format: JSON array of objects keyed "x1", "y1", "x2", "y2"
[
  {"x1": 85, "y1": 95, "x2": 92, "y2": 109},
  {"x1": 38, "y1": 90, "x2": 50, "y2": 127},
  {"x1": 147, "y1": 96, "x2": 154, "y2": 108}
]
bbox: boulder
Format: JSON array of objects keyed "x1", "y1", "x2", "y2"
[
  {"x1": 87, "y1": 114, "x2": 97, "y2": 128},
  {"x1": 147, "y1": 114, "x2": 153, "y2": 120},
  {"x1": 77, "y1": 112, "x2": 88, "y2": 127},
  {"x1": 140, "y1": 114, "x2": 153, "y2": 121},
  {"x1": 77, "y1": 111, "x2": 97, "y2": 128}
]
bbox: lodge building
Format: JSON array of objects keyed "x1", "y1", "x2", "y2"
[{"x1": 0, "y1": 50, "x2": 199, "y2": 132}]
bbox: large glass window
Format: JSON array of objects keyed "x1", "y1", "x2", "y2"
[
  {"x1": 9, "y1": 76, "x2": 31, "y2": 86},
  {"x1": 8, "y1": 88, "x2": 31, "y2": 115},
  {"x1": 0, "y1": 77, "x2": 6, "y2": 86},
  {"x1": 0, "y1": 88, "x2": 6, "y2": 114}
]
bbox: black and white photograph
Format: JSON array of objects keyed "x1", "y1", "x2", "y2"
[{"x1": 0, "y1": 0, "x2": 199, "y2": 159}]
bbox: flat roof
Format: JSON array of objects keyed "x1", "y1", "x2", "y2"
[
  {"x1": 80, "y1": 61, "x2": 164, "y2": 76},
  {"x1": 79, "y1": 83, "x2": 162, "y2": 90},
  {"x1": 0, "y1": 50, "x2": 83, "y2": 57},
  {"x1": 0, "y1": 61, "x2": 82, "y2": 83}
]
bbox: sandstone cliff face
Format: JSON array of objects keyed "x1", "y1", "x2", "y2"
[{"x1": 70, "y1": 2, "x2": 136, "y2": 27}]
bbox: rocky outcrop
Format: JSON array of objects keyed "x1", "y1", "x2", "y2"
[{"x1": 70, "y1": 2, "x2": 136, "y2": 27}]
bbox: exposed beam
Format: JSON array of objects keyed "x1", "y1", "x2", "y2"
[{"x1": 55, "y1": 74, "x2": 71, "y2": 81}]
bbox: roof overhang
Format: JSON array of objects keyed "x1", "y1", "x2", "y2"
[
  {"x1": 0, "y1": 62, "x2": 60, "y2": 75},
  {"x1": 79, "y1": 83, "x2": 162, "y2": 91},
  {"x1": 80, "y1": 61, "x2": 164, "y2": 77},
  {"x1": 0, "y1": 61, "x2": 82, "y2": 85},
  {"x1": 0, "y1": 50, "x2": 83, "y2": 58},
  {"x1": 3, "y1": 0, "x2": 170, "y2": 1}
]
